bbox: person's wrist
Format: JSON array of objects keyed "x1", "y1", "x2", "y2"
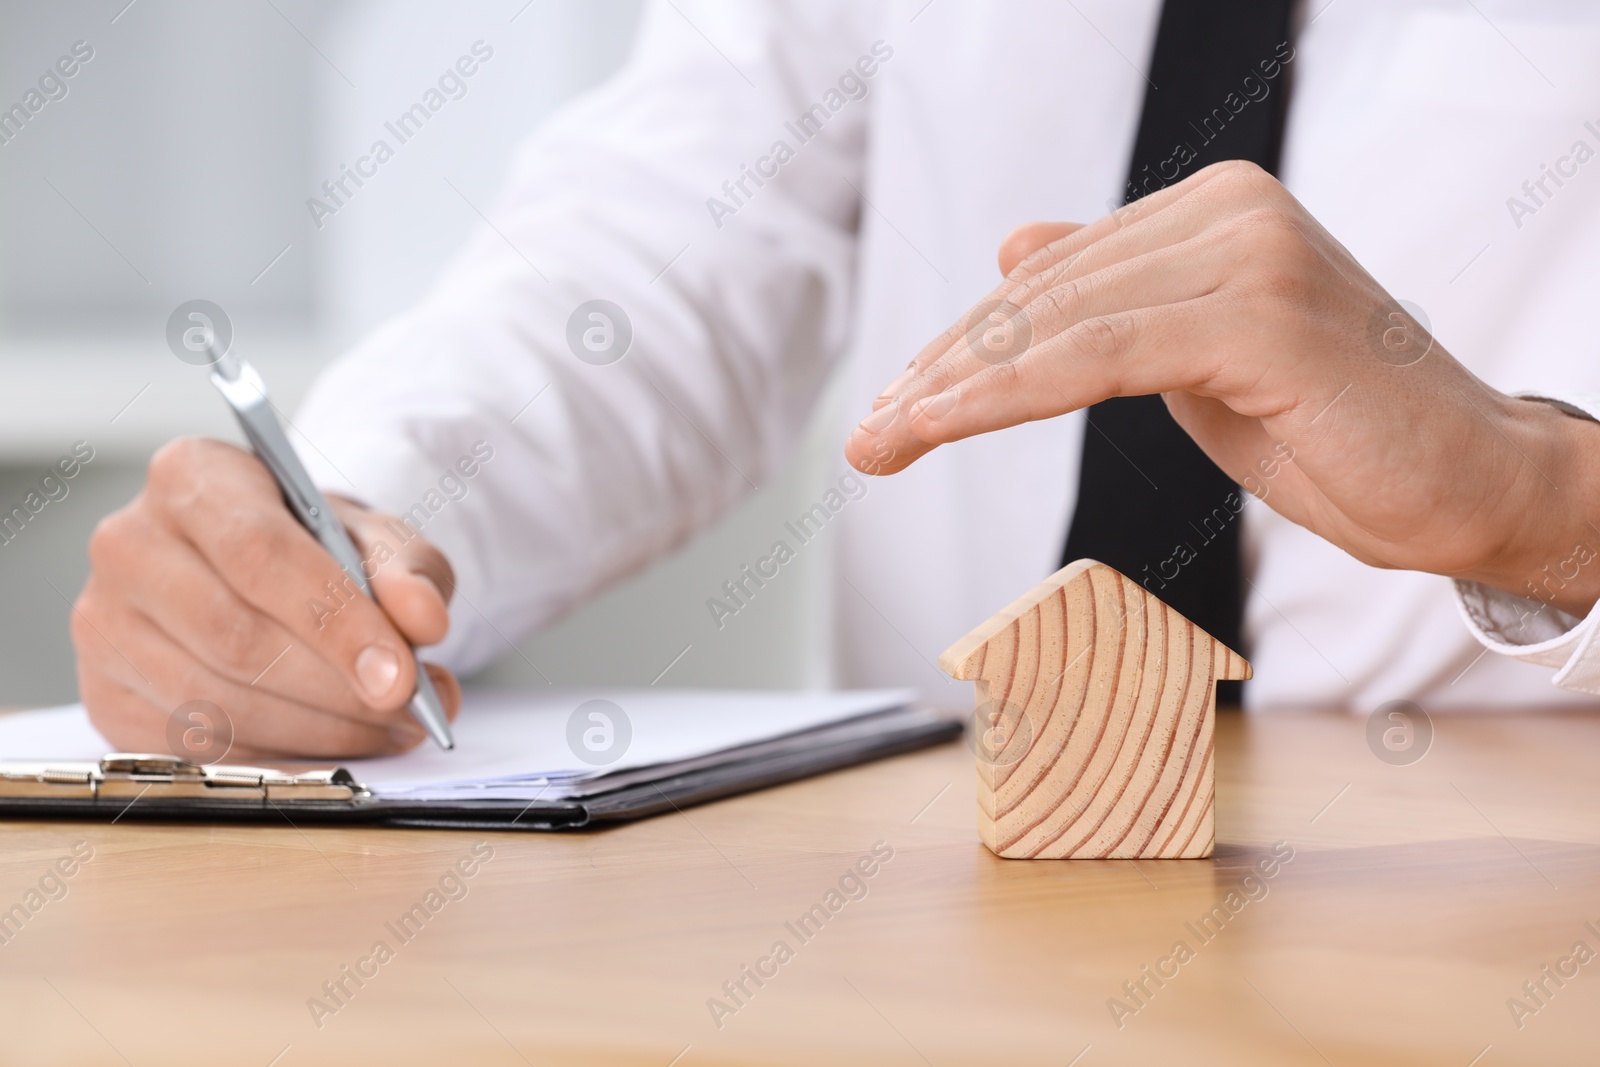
[{"x1": 1457, "y1": 397, "x2": 1600, "y2": 617}]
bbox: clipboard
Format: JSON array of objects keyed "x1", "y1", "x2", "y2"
[{"x1": 0, "y1": 704, "x2": 961, "y2": 831}]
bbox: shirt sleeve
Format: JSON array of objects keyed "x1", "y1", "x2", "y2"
[
  {"x1": 290, "y1": 0, "x2": 887, "y2": 672},
  {"x1": 1453, "y1": 391, "x2": 1600, "y2": 694}
]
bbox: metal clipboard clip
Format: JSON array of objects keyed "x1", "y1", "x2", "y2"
[{"x1": 0, "y1": 754, "x2": 366, "y2": 803}]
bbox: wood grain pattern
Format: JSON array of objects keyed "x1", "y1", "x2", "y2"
[
  {"x1": 940, "y1": 560, "x2": 1251, "y2": 860},
  {"x1": 3, "y1": 709, "x2": 1600, "y2": 1064}
]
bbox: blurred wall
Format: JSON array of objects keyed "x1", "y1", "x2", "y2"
[
  {"x1": 0, "y1": 0, "x2": 834, "y2": 706},
  {"x1": 0, "y1": 0, "x2": 316, "y2": 335}
]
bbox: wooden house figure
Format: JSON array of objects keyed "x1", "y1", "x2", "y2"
[{"x1": 939, "y1": 559, "x2": 1251, "y2": 859}]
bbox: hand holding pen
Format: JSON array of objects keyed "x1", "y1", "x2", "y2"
[
  {"x1": 206, "y1": 347, "x2": 456, "y2": 751},
  {"x1": 68, "y1": 302, "x2": 461, "y2": 759}
]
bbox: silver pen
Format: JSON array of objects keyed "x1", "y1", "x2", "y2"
[{"x1": 206, "y1": 348, "x2": 455, "y2": 751}]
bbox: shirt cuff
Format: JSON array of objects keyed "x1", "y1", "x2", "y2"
[{"x1": 1452, "y1": 390, "x2": 1600, "y2": 695}]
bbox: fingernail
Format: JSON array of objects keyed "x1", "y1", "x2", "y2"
[
  {"x1": 879, "y1": 365, "x2": 918, "y2": 401},
  {"x1": 911, "y1": 391, "x2": 960, "y2": 422},
  {"x1": 356, "y1": 646, "x2": 402, "y2": 701},
  {"x1": 857, "y1": 402, "x2": 900, "y2": 435},
  {"x1": 390, "y1": 725, "x2": 425, "y2": 749}
]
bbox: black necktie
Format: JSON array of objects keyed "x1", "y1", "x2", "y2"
[{"x1": 1061, "y1": 0, "x2": 1296, "y2": 696}]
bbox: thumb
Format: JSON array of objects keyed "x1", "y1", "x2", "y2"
[
  {"x1": 332, "y1": 498, "x2": 456, "y2": 648},
  {"x1": 997, "y1": 221, "x2": 1087, "y2": 277}
]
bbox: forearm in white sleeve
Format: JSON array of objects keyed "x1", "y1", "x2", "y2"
[
  {"x1": 1454, "y1": 392, "x2": 1600, "y2": 694},
  {"x1": 292, "y1": 0, "x2": 886, "y2": 672}
]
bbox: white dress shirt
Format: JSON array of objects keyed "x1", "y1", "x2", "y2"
[{"x1": 294, "y1": 0, "x2": 1600, "y2": 712}]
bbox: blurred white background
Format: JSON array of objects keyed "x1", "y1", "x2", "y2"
[{"x1": 0, "y1": 0, "x2": 837, "y2": 705}]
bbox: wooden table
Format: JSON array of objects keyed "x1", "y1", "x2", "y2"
[{"x1": 1, "y1": 708, "x2": 1598, "y2": 1066}]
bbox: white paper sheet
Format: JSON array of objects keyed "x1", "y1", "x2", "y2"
[{"x1": 0, "y1": 688, "x2": 915, "y2": 801}]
